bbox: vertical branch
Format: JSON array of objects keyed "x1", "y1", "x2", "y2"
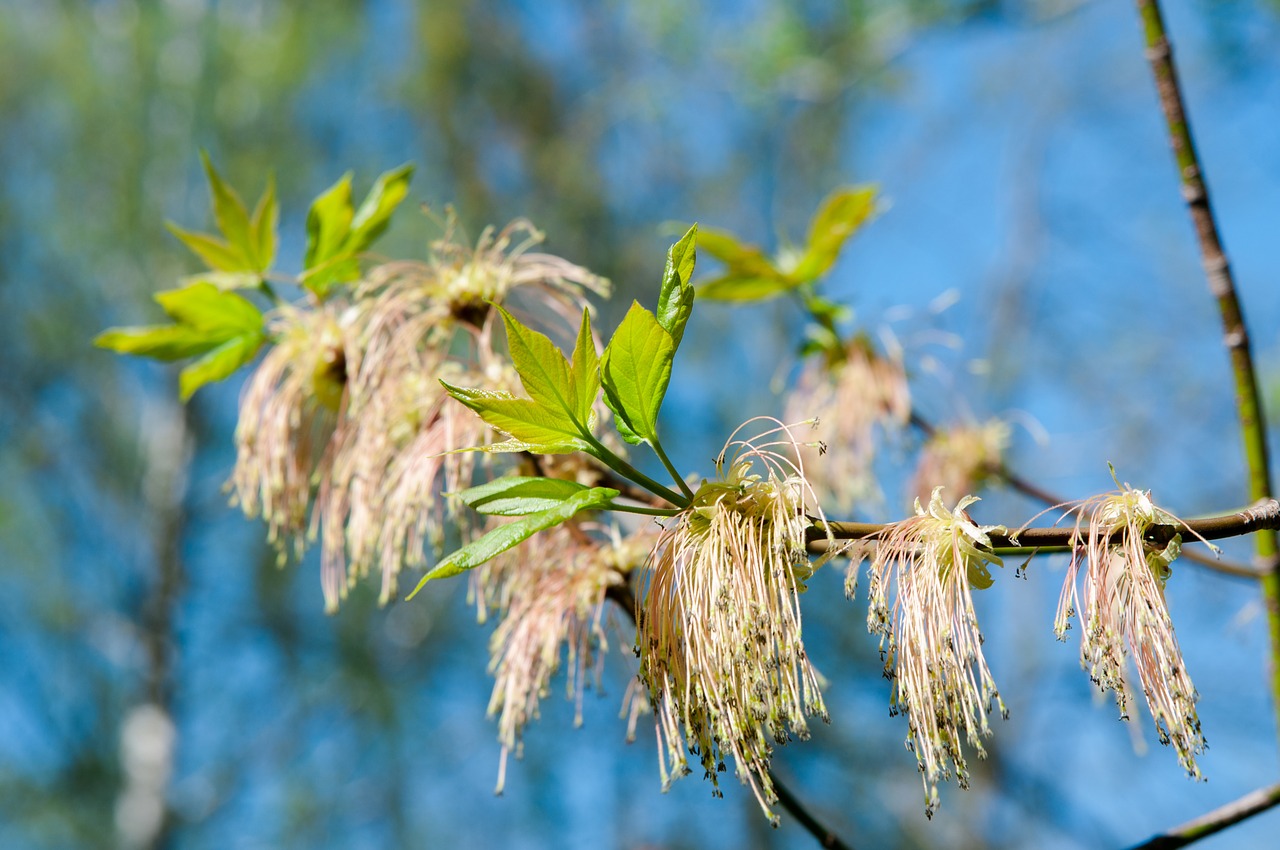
[{"x1": 1133, "y1": 0, "x2": 1280, "y2": 734}]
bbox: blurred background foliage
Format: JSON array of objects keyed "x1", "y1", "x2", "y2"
[{"x1": 2, "y1": 0, "x2": 1280, "y2": 847}]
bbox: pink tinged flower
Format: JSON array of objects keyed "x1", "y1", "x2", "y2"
[
  {"x1": 481, "y1": 523, "x2": 652, "y2": 794},
  {"x1": 1054, "y1": 485, "x2": 1206, "y2": 779},
  {"x1": 638, "y1": 419, "x2": 831, "y2": 824},
  {"x1": 911, "y1": 418, "x2": 1010, "y2": 507},
  {"x1": 854, "y1": 488, "x2": 1006, "y2": 817},
  {"x1": 231, "y1": 302, "x2": 352, "y2": 562},
  {"x1": 785, "y1": 337, "x2": 910, "y2": 511}
]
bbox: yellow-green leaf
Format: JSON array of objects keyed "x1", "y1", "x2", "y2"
[
  {"x1": 348, "y1": 163, "x2": 414, "y2": 253},
  {"x1": 200, "y1": 151, "x2": 255, "y2": 267},
  {"x1": 454, "y1": 475, "x2": 592, "y2": 516},
  {"x1": 178, "y1": 332, "x2": 265, "y2": 401},
  {"x1": 569, "y1": 308, "x2": 600, "y2": 427},
  {"x1": 407, "y1": 486, "x2": 619, "y2": 595},
  {"x1": 698, "y1": 274, "x2": 794, "y2": 302},
  {"x1": 496, "y1": 305, "x2": 579, "y2": 424},
  {"x1": 166, "y1": 222, "x2": 250, "y2": 273},
  {"x1": 656, "y1": 224, "x2": 697, "y2": 350},
  {"x1": 791, "y1": 185, "x2": 876, "y2": 282},
  {"x1": 441, "y1": 381, "x2": 589, "y2": 454},
  {"x1": 600, "y1": 301, "x2": 674, "y2": 445},
  {"x1": 249, "y1": 172, "x2": 279, "y2": 273}
]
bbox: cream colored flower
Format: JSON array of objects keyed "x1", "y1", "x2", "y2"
[
  {"x1": 855, "y1": 487, "x2": 1006, "y2": 817},
  {"x1": 785, "y1": 337, "x2": 910, "y2": 510},
  {"x1": 911, "y1": 418, "x2": 1010, "y2": 507},
  {"x1": 1055, "y1": 485, "x2": 1205, "y2": 779},
  {"x1": 639, "y1": 419, "x2": 830, "y2": 823}
]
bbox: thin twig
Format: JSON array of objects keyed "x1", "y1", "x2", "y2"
[
  {"x1": 1125, "y1": 781, "x2": 1280, "y2": 849},
  {"x1": 1134, "y1": 0, "x2": 1280, "y2": 734},
  {"x1": 604, "y1": 584, "x2": 855, "y2": 850},
  {"x1": 911, "y1": 411, "x2": 1262, "y2": 578}
]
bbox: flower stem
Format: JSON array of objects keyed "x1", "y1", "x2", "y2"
[
  {"x1": 581, "y1": 432, "x2": 687, "y2": 507},
  {"x1": 1134, "y1": 0, "x2": 1280, "y2": 739},
  {"x1": 650, "y1": 436, "x2": 696, "y2": 501}
]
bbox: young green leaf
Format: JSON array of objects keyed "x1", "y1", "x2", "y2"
[
  {"x1": 249, "y1": 173, "x2": 279, "y2": 273},
  {"x1": 569, "y1": 308, "x2": 600, "y2": 426},
  {"x1": 600, "y1": 301, "x2": 674, "y2": 445},
  {"x1": 407, "y1": 486, "x2": 619, "y2": 595},
  {"x1": 496, "y1": 305, "x2": 580, "y2": 424},
  {"x1": 790, "y1": 185, "x2": 876, "y2": 282},
  {"x1": 698, "y1": 274, "x2": 794, "y2": 302},
  {"x1": 454, "y1": 475, "x2": 591, "y2": 516},
  {"x1": 178, "y1": 332, "x2": 264, "y2": 401},
  {"x1": 302, "y1": 173, "x2": 356, "y2": 295},
  {"x1": 441, "y1": 381, "x2": 590, "y2": 454},
  {"x1": 348, "y1": 163, "x2": 415, "y2": 253},
  {"x1": 165, "y1": 223, "x2": 250, "y2": 275},
  {"x1": 96, "y1": 282, "x2": 266, "y2": 398},
  {"x1": 655, "y1": 224, "x2": 698, "y2": 349},
  {"x1": 200, "y1": 151, "x2": 255, "y2": 268}
]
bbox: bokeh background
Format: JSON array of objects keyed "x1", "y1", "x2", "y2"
[{"x1": 3, "y1": 0, "x2": 1280, "y2": 847}]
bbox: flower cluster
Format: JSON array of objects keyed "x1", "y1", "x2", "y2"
[
  {"x1": 911, "y1": 418, "x2": 1010, "y2": 507},
  {"x1": 232, "y1": 219, "x2": 606, "y2": 611},
  {"x1": 785, "y1": 337, "x2": 910, "y2": 510},
  {"x1": 854, "y1": 488, "x2": 1006, "y2": 817},
  {"x1": 638, "y1": 420, "x2": 830, "y2": 823},
  {"x1": 1055, "y1": 486, "x2": 1206, "y2": 778}
]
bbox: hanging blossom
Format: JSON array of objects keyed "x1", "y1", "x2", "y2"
[
  {"x1": 481, "y1": 522, "x2": 655, "y2": 794},
  {"x1": 233, "y1": 216, "x2": 608, "y2": 612},
  {"x1": 785, "y1": 336, "x2": 910, "y2": 511},
  {"x1": 852, "y1": 487, "x2": 1006, "y2": 817},
  {"x1": 232, "y1": 301, "x2": 353, "y2": 561},
  {"x1": 638, "y1": 418, "x2": 833, "y2": 824},
  {"x1": 1054, "y1": 485, "x2": 1206, "y2": 779},
  {"x1": 911, "y1": 417, "x2": 1010, "y2": 507}
]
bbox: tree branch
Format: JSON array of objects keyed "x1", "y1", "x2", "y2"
[
  {"x1": 1133, "y1": 0, "x2": 1280, "y2": 738},
  {"x1": 1125, "y1": 781, "x2": 1280, "y2": 850}
]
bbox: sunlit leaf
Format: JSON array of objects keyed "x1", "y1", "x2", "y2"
[
  {"x1": 569, "y1": 308, "x2": 600, "y2": 426},
  {"x1": 454, "y1": 475, "x2": 592, "y2": 516},
  {"x1": 348, "y1": 163, "x2": 414, "y2": 253},
  {"x1": 656, "y1": 224, "x2": 697, "y2": 350},
  {"x1": 694, "y1": 227, "x2": 778, "y2": 278},
  {"x1": 94, "y1": 324, "x2": 222, "y2": 361},
  {"x1": 302, "y1": 172, "x2": 355, "y2": 295},
  {"x1": 178, "y1": 332, "x2": 265, "y2": 401},
  {"x1": 249, "y1": 172, "x2": 279, "y2": 273},
  {"x1": 154, "y1": 282, "x2": 263, "y2": 334},
  {"x1": 698, "y1": 274, "x2": 794, "y2": 302},
  {"x1": 165, "y1": 223, "x2": 250, "y2": 273},
  {"x1": 600, "y1": 301, "x2": 674, "y2": 445},
  {"x1": 791, "y1": 185, "x2": 876, "y2": 282},
  {"x1": 496, "y1": 305, "x2": 579, "y2": 423},
  {"x1": 200, "y1": 151, "x2": 255, "y2": 268},
  {"x1": 441, "y1": 380, "x2": 589, "y2": 454},
  {"x1": 407, "y1": 486, "x2": 619, "y2": 594}
]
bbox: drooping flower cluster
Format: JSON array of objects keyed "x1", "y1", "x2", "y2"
[
  {"x1": 232, "y1": 218, "x2": 607, "y2": 611},
  {"x1": 1055, "y1": 486, "x2": 1206, "y2": 778},
  {"x1": 853, "y1": 488, "x2": 1007, "y2": 817},
  {"x1": 638, "y1": 419, "x2": 830, "y2": 823},
  {"x1": 480, "y1": 522, "x2": 654, "y2": 793},
  {"x1": 911, "y1": 418, "x2": 1010, "y2": 507},
  {"x1": 785, "y1": 336, "x2": 910, "y2": 510}
]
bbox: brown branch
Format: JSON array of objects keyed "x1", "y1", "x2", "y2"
[{"x1": 1125, "y1": 781, "x2": 1280, "y2": 849}]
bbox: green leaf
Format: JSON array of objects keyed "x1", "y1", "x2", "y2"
[
  {"x1": 600, "y1": 301, "x2": 674, "y2": 445},
  {"x1": 791, "y1": 186, "x2": 876, "y2": 282},
  {"x1": 569, "y1": 308, "x2": 600, "y2": 426},
  {"x1": 249, "y1": 172, "x2": 279, "y2": 273},
  {"x1": 200, "y1": 151, "x2": 255, "y2": 268},
  {"x1": 454, "y1": 475, "x2": 592, "y2": 516},
  {"x1": 698, "y1": 274, "x2": 794, "y2": 302},
  {"x1": 94, "y1": 324, "x2": 224, "y2": 361},
  {"x1": 154, "y1": 282, "x2": 263, "y2": 335},
  {"x1": 655, "y1": 224, "x2": 697, "y2": 350},
  {"x1": 348, "y1": 163, "x2": 414, "y2": 253},
  {"x1": 178, "y1": 332, "x2": 265, "y2": 401},
  {"x1": 496, "y1": 305, "x2": 580, "y2": 425},
  {"x1": 96, "y1": 282, "x2": 265, "y2": 398},
  {"x1": 441, "y1": 381, "x2": 589, "y2": 454},
  {"x1": 407, "y1": 486, "x2": 619, "y2": 595},
  {"x1": 302, "y1": 172, "x2": 356, "y2": 295},
  {"x1": 166, "y1": 223, "x2": 250, "y2": 273},
  {"x1": 694, "y1": 228, "x2": 779, "y2": 278}
]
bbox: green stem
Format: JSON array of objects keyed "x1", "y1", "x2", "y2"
[
  {"x1": 581, "y1": 432, "x2": 687, "y2": 507},
  {"x1": 1135, "y1": 0, "x2": 1280, "y2": 739},
  {"x1": 650, "y1": 436, "x2": 695, "y2": 501},
  {"x1": 606, "y1": 502, "x2": 680, "y2": 518}
]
